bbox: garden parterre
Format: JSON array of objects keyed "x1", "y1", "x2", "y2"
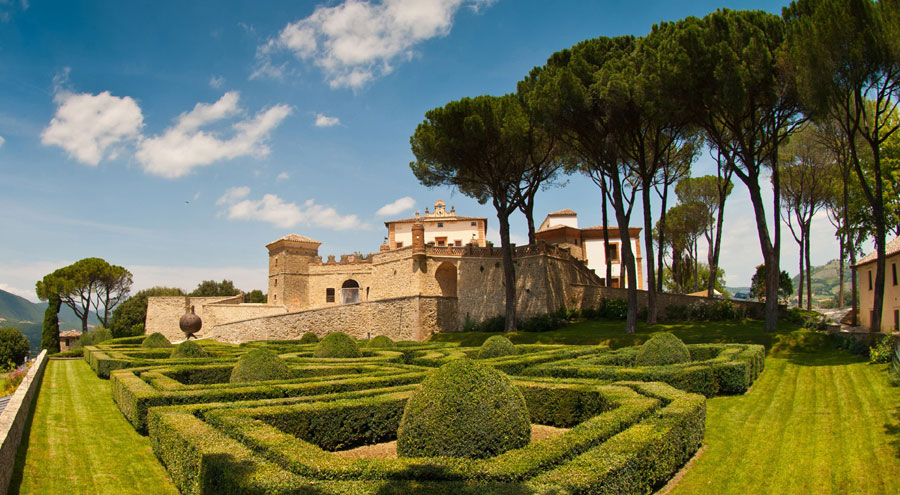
[{"x1": 86, "y1": 333, "x2": 765, "y2": 494}]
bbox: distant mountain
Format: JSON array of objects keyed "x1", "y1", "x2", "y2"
[
  {"x1": 0, "y1": 288, "x2": 100, "y2": 352},
  {"x1": 790, "y1": 259, "x2": 852, "y2": 306}
]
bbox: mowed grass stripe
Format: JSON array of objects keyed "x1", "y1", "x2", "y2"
[
  {"x1": 11, "y1": 360, "x2": 178, "y2": 495},
  {"x1": 669, "y1": 353, "x2": 900, "y2": 495}
]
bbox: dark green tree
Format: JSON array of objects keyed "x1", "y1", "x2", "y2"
[
  {"x1": 36, "y1": 258, "x2": 131, "y2": 333},
  {"x1": 411, "y1": 94, "x2": 534, "y2": 333},
  {"x1": 675, "y1": 175, "x2": 734, "y2": 297},
  {"x1": 189, "y1": 280, "x2": 240, "y2": 297},
  {"x1": 41, "y1": 294, "x2": 61, "y2": 354},
  {"x1": 244, "y1": 290, "x2": 267, "y2": 304},
  {"x1": 110, "y1": 286, "x2": 185, "y2": 337},
  {"x1": 783, "y1": 0, "x2": 900, "y2": 329},
  {"x1": 749, "y1": 264, "x2": 794, "y2": 302},
  {"x1": 0, "y1": 327, "x2": 30, "y2": 368}
]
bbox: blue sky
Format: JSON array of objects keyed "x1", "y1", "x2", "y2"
[{"x1": 0, "y1": 0, "x2": 852, "y2": 301}]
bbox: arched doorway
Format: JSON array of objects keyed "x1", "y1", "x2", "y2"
[
  {"x1": 341, "y1": 279, "x2": 360, "y2": 304},
  {"x1": 435, "y1": 263, "x2": 457, "y2": 298}
]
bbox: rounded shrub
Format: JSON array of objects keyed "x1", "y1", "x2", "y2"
[
  {"x1": 313, "y1": 332, "x2": 361, "y2": 358},
  {"x1": 299, "y1": 332, "x2": 319, "y2": 344},
  {"x1": 141, "y1": 332, "x2": 172, "y2": 349},
  {"x1": 397, "y1": 358, "x2": 530, "y2": 459},
  {"x1": 634, "y1": 332, "x2": 691, "y2": 367},
  {"x1": 368, "y1": 335, "x2": 394, "y2": 348},
  {"x1": 170, "y1": 340, "x2": 208, "y2": 359},
  {"x1": 230, "y1": 349, "x2": 293, "y2": 383},
  {"x1": 478, "y1": 335, "x2": 516, "y2": 359}
]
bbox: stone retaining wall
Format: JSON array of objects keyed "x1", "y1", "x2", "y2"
[
  {"x1": 205, "y1": 296, "x2": 457, "y2": 343},
  {"x1": 0, "y1": 350, "x2": 47, "y2": 494}
]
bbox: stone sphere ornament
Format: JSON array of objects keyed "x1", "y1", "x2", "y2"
[{"x1": 179, "y1": 306, "x2": 202, "y2": 339}]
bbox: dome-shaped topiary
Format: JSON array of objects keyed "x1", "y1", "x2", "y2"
[
  {"x1": 230, "y1": 349, "x2": 293, "y2": 383},
  {"x1": 170, "y1": 340, "x2": 208, "y2": 359},
  {"x1": 634, "y1": 332, "x2": 691, "y2": 367},
  {"x1": 142, "y1": 332, "x2": 172, "y2": 349},
  {"x1": 299, "y1": 332, "x2": 319, "y2": 344},
  {"x1": 368, "y1": 335, "x2": 394, "y2": 348},
  {"x1": 478, "y1": 335, "x2": 516, "y2": 359},
  {"x1": 397, "y1": 358, "x2": 530, "y2": 459},
  {"x1": 313, "y1": 332, "x2": 361, "y2": 358}
]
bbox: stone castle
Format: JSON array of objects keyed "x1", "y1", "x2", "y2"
[{"x1": 146, "y1": 201, "x2": 645, "y2": 343}]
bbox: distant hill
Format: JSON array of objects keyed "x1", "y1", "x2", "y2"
[
  {"x1": 0, "y1": 289, "x2": 100, "y2": 352},
  {"x1": 790, "y1": 259, "x2": 852, "y2": 306}
]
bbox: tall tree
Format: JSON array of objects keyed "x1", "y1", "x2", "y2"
[
  {"x1": 677, "y1": 10, "x2": 804, "y2": 332},
  {"x1": 110, "y1": 286, "x2": 185, "y2": 337},
  {"x1": 660, "y1": 201, "x2": 710, "y2": 293},
  {"x1": 94, "y1": 263, "x2": 133, "y2": 327},
  {"x1": 674, "y1": 174, "x2": 734, "y2": 297},
  {"x1": 779, "y1": 125, "x2": 834, "y2": 309},
  {"x1": 524, "y1": 36, "x2": 642, "y2": 333},
  {"x1": 36, "y1": 258, "x2": 128, "y2": 333},
  {"x1": 784, "y1": 0, "x2": 900, "y2": 330},
  {"x1": 411, "y1": 94, "x2": 532, "y2": 333},
  {"x1": 654, "y1": 136, "x2": 699, "y2": 292},
  {"x1": 40, "y1": 294, "x2": 61, "y2": 354},
  {"x1": 190, "y1": 280, "x2": 240, "y2": 297}
]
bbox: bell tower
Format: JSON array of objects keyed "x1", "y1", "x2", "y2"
[{"x1": 266, "y1": 234, "x2": 322, "y2": 311}]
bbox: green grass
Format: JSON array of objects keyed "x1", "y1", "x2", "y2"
[
  {"x1": 9, "y1": 360, "x2": 178, "y2": 495},
  {"x1": 433, "y1": 318, "x2": 900, "y2": 495}
]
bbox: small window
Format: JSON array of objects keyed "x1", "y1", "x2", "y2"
[
  {"x1": 326, "y1": 288, "x2": 335, "y2": 303},
  {"x1": 274, "y1": 279, "x2": 277, "y2": 287},
  {"x1": 454, "y1": 240, "x2": 462, "y2": 247},
  {"x1": 894, "y1": 309, "x2": 899, "y2": 331},
  {"x1": 471, "y1": 221, "x2": 477, "y2": 226},
  {"x1": 437, "y1": 222, "x2": 444, "y2": 228},
  {"x1": 893, "y1": 263, "x2": 897, "y2": 286},
  {"x1": 274, "y1": 294, "x2": 277, "y2": 301},
  {"x1": 869, "y1": 270, "x2": 873, "y2": 291},
  {"x1": 396, "y1": 241, "x2": 403, "y2": 248},
  {"x1": 437, "y1": 239, "x2": 446, "y2": 247},
  {"x1": 607, "y1": 244, "x2": 620, "y2": 262}
]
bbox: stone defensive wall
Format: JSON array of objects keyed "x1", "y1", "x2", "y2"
[
  {"x1": 204, "y1": 295, "x2": 457, "y2": 343},
  {"x1": 0, "y1": 350, "x2": 47, "y2": 494},
  {"x1": 569, "y1": 284, "x2": 780, "y2": 319},
  {"x1": 146, "y1": 295, "x2": 287, "y2": 342}
]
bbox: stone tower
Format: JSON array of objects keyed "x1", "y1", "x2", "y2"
[{"x1": 266, "y1": 234, "x2": 322, "y2": 312}]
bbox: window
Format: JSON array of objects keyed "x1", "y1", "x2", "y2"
[
  {"x1": 895, "y1": 309, "x2": 899, "y2": 331},
  {"x1": 437, "y1": 222, "x2": 444, "y2": 228},
  {"x1": 607, "y1": 243, "x2": 620, "y2": 262},
  {"x1": 893, "y1": 263, "x2": 897, "y2": 286},
  {"x1": 471, "y1": 221, "x2": 477, "y2": 226},
  {"x1": 395, "y1": 241, "x2": 403, "y2": 248},
  {"x1": 869, "y1": 270, "x2": 873, "y2": 291},
  {"x1": 454, "y1": 240, "x2": 462, "y2": 247},
  {"x1": 326, "y1": 288, "x2": 335, "y2": 303},
  {"x1": 436, "y1": 237, "x2": 447, "y2": 247}
]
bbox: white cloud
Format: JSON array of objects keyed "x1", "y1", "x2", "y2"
[
  {"x1": 217, "y1": 187, "x2": 371, "y2": 231},
  {"x1": 376, "y1": 196, "x2": 415, "y2": 216},
  {"x1": 0, "y1": 135, "x2": 4, "y2": 148},
  {"x1": 216, "y1": 186, "x2": 251, "y2": 205},
  {"x1": 314, "y1": 113, "x2": 340, "y2": 127},
  {"x1": 135, "y1": 91, "x2": 292, "y2": 178},
  {"x1": 255, "y1": 0, "x2": 495, "y2": 89},
  {"x1": 41, "y1": 90, "x2": 144, "y2": 165},
  {"x1": 276, "y1": 172, "x2": 290, "y2": 181},
  {"x1": 0, "y1": 283, "x2": 39, "y2": 302},
  {"x1": 209, "y1": 75, "x2": 225, "y2": 88}
]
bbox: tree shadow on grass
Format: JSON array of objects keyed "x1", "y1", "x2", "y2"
[
  {"x1": 886, "y1": 406, "x2": 900, "y2": 460},
  {"x1": 783, "y1": 349, "x2": 868, "y2": 367}
]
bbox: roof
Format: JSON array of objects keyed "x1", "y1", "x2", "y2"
[
  {"x1": 384, "y1": 215, "x2": 486, "y2": 225},
  {"x1": 547, "y1": 208, "x2": 577, "y2": 216},
  {"x1": 266, "y1": 233, "x2": 322, "y2": 248},
  {"x1": 59, "y1": 330, "x2": 82, "y2": 338},
  {"x1": 536, "y1": 224, "x2": 642, "y2": 236},
  {"x1": 855, "y1": 235, "x2": 900, "y2": 267}
]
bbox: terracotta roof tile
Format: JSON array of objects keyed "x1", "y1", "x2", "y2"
[
  {"x1": 59, "y1": 330, "x2": 82, "y2": 338},
  {"x1": 856, "y1": 235, "x2": 900, "y2": 266},
  {"x1": 547, "y1": 208, "x2": 577, "y2": 216},
  {"x1": 268, "y1": 234, "x2": 322, "y2": 245}
]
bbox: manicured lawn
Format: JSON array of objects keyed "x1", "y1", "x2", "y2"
[
  {"x1": 433, "y1": 318, "x2": 900, "y2": 494},
  {"x1": 9, "y1": 359, "x2": 178, "y2": 495},
  {"x1": 667, "y1": 350, "x2": 900, "y2": 495}
]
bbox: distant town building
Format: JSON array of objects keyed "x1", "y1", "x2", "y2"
[
  {"x1": 384, "y1": 200, "x2": 487, "y2": 249},
  {"x1": 59, "y1": 329, "x2": 81, "y2": 352},
  {"x1": 853, "y1": 235, "x2": 900, "y2": 332},
  {"x1": 536, "y1": 209, "x2": 643, "y2": 289}
]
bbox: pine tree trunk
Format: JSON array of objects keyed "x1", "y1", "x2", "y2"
[
  {"x1": 641, "y1": 186, "x2": 657, "y2": 324},
  {"x1": 497, "y1": 210, "x2": 518, "y2": 333}
]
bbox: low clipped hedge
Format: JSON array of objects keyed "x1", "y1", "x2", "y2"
[
  {"x1": 478, "y1": 335, "x2": 516, "y2": 359},
  {"x1": 230, "y1": 349, "x2": 293, "y2": 383},
  {"x1": 634, "y1": 332, "x2": 690, "y2": 366},
  {"x1": 147, "y1": 377, "x2": 705, "y2": 495},
  {"x1": 315, "y1": 332, "x2": 362, "y2": 358},
  {"x1": 171, "y1": 340, "x2": 208, "y2": 359},
  {"x1": 142, "y1": 333, "x2": 172, "y2": 349},
  {"x1": 397, "y1": 359, "x2": 531, "y2": 459}
]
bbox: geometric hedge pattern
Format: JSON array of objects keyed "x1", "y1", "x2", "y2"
[{"x1": 83, "y1": 336, "x2": 766, "y2": 494}]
